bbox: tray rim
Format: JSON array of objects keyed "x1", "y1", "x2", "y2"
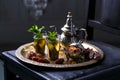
[{"x1": 15, "y1": 42, "x2": 104, "y2": 68}]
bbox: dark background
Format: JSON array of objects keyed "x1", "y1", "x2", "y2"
[
  {"x1": 0, "y1": 0, "x2": 89, "y2": 51},
  {"x1": 95, "y1": 0, "x2": 120, "y2": 29},
  {"x1": 0, "y1": 0, "x2": 120, "y2": 51},
  {"x1": 0, "y1": 0, "x2": 88, "y2": 42},
  {"x1": 93, "y1": 0, "x2": 120, "y2": 46}
]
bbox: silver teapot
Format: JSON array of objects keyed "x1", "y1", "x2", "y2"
[{"x1": 60, "y1": 12, "x2": 88, "y2": 48}]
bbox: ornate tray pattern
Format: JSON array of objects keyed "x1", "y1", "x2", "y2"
[{"x1": 15, "y1": 42, "x2": 104, "y2": 68}]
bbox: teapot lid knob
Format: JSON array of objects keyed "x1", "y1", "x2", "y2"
[{"x1": 67, "y1": 12, "x2": 72, "y2": 18}]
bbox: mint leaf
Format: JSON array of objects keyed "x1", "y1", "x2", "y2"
[
  {"x1": 28, "y1": 25, "x2": 39, "y2": 34},
  {"x1": 28, "y1": 25, "x2": 45, "y2": 40},
  {"x1": 48, "y1": 31, "x2": 57, "y2": 43}
]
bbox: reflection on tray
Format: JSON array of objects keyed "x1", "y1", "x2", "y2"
[{"x1": 15, "y1": 42, "x2": 104, "y2": 68}]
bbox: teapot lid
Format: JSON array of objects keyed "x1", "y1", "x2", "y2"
[{"x1": 61, "y1": 12, "x2": 72, "y2": 32}]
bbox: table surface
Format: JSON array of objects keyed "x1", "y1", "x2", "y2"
[{"x1": 1, "y1": 41, "x2": 120, "y2": 80}]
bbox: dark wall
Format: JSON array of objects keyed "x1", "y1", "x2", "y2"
[
  {"x1": 95, "y1": 0, "x2": 120, "y2": 29},
  {"x1": 93, "y1": 0, "x2": 120, "y2": 47},
  {"x1": 0, "y1": 0, "x2": 31, "y2": 43},
  {"x1": 0, "y1": 0, "x2": 89, "y2": 44}
]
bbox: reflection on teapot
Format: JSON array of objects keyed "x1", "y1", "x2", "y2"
[
  {"x1": 60, "y1": 12, "x2": 72, "y2": 45},
  {"x1": 60, "y1": 12, "x2": 88, "y2": 47}
]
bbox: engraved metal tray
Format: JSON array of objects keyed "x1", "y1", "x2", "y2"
[{"x1": 15, "y1": 42, "x2": 104, "y2": 68}]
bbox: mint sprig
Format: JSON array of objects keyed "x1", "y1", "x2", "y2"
[
  {"x1": 28, "y1": 25, "x2": 45, "y2": 40},
  {"x1": 48, "y1": 31, "x2": 57, "y2": 43}
]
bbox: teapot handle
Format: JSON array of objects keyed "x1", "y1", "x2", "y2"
[{"x1": 79, "y1": 28, "x2": 88, "y2": 43}]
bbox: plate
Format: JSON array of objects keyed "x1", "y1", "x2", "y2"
[{"x1": 15, "y1": 42, "x2": 104, "y2": 68}]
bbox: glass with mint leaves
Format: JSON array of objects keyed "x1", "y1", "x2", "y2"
[
  {"x1": 28, "y1": 25, "x2": 46, "y2": 56},
  {"x1": 47, "y1": 29, "x2": 60, "y2": 61}
]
